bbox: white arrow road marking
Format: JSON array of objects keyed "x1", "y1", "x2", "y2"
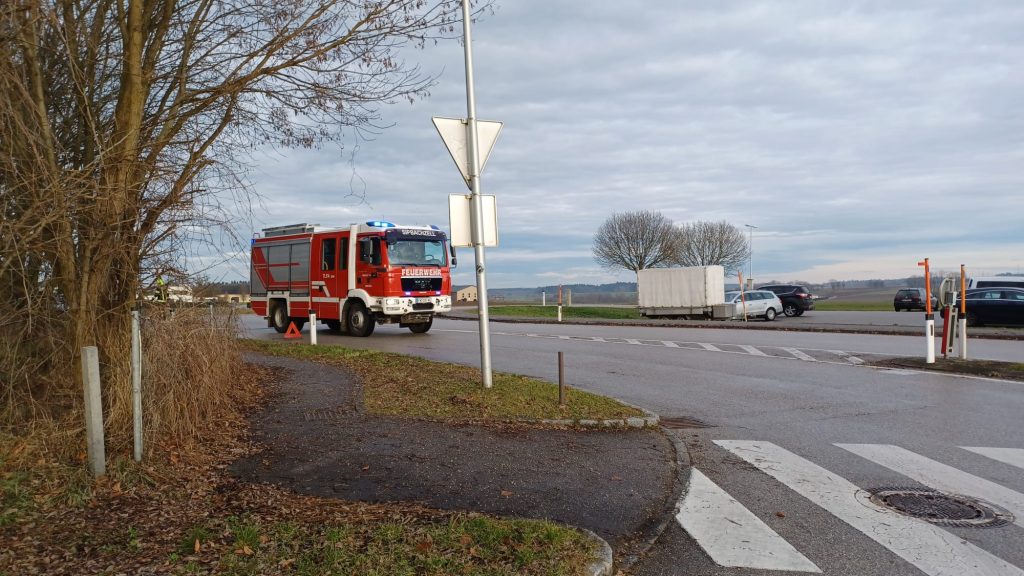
[
  {"x1": 677, "y1": 469, "x2": 820, "y2": 572},
  {"x1": 716, "y1": 440, "x2": 1024, "y2": 576},
  {"x1": 838, "y1": 443, "x2": 1024, "y2": 528},
  {"x1": 962, "y1": 447, "x2": 1024, "y2": 470},
  {"x1": 782, "y1": 347, "x2": 816, "y2": 361}
]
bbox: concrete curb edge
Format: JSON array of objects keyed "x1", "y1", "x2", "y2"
[
  {"x1": 579, "y1": 527, "x2": 615, "y2": 576},
  {"x1": 540, "y1": 403, "x2": 659, "y2": 429}
]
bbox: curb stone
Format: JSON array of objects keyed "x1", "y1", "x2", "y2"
[
  {"x1": 541, "y1": 403, "x2": 660, "y2": 429},
  {"x1": 611, "y1": 423, "x2": 689, "y2": 573},
  {"x1": 580, "y1": 528, "x2": 614, "y2": 576}
]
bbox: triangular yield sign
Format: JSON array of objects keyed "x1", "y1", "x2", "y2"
[
  {"x1": 284, "y1": 321, "x2": 302, "y2": 339},
  {"x1": 432, "y1": 117, "x2": 502, "y2": 189}
]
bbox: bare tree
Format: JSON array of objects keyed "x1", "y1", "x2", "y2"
[
  {"x1": 670, "y1": 221, "x2": 750, "y2": 275},
  {"x1": 0, "y1": 0, "x2": 480, "y2": 432},
  {"x1": 592, "y1": 210, "x2": 679, "y2": 275}
]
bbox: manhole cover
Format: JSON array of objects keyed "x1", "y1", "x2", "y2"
[
  {"x1": 660, "y1": 417, "x2": 713, "y2": 429},
  {"x1": 868, "y1": 487, "x2": 1014, "y2": 528}
]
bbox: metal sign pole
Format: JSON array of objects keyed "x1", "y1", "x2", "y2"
[{"x1": 461, "y1": 0, "x2": 493, "y2": 388}]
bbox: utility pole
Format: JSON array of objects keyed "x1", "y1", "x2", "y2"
[{"x1": 744, "y1": 224, "x2": 757, "y2": 290}]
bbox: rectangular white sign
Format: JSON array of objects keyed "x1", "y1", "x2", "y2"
[{"x1": 449, "y1": 194, "x2": 498, "y2": 247}]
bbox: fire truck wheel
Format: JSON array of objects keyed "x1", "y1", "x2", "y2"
[
  {"x1": 346, "y1": 302, "x2": 375, "y2": 337},
  {"x1": 271, "y1": 303, "x2": 289, "y2": 333},
  {"x1": 408, "y1": 319, "x2": 432, "y2": 334}
]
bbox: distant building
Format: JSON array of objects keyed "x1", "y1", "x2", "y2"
[{"x1": 456, "y1": 286, "x2": 478, "y2": 302}]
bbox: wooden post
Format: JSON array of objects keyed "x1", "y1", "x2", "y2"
[{"x1": 558, "y1": 351, "x2": 565, "y2": 407}]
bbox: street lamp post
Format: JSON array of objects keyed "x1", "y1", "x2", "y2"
[{"x1": 744, "y1": 224, "x2": 757, "y2": 290}]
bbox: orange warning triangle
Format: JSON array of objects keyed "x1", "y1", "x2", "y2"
[{"x1": 283, "y1": 321, "x2": 302, "y2": 339}]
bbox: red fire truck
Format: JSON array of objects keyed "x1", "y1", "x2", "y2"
[{"x1": 250, "y1": 221, "x2": 454, "y2": 336}]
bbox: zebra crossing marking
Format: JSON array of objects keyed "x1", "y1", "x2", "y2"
[
  {"x1": 440, "y1": 328, "x2": 874, "y2": 366},
  {"x1": 829, "y1": 350, "x2": 864, "y2": 365},
  {"x1": 739, "y1": 345, "x2": 767, "y2": 356},
  {"x1": 715, "y1": 440, "x2": 1024, "y2": 576},
  {"x1": 962, "y1": 447, "x2": 1024, "y2": 470},
  {"x1": 838, "y1": 443, "x2": 1024, "y2": 528},
  {"x1": 782, "y1": 347, "x2": 816, "y2": 361},
  {"x1": 677, "y1": 469, "x2": 821, "y2": 572}
]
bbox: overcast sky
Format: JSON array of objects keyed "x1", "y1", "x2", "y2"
[{"x1": 205, "y1": 0, "x2": 1024, "y2": 288}]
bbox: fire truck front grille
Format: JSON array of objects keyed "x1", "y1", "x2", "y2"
[
  {"x1": 412, "y1": 303, "x2": 434, "y2": 311},
  {"x1": 402, "y1": 277, "x2": 442, "y2": 292}
]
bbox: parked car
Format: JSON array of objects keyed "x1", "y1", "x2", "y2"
[
  {"x1": 893, "y1": 288, "x2": 938, "y2": 312},
  {"x1": 957, "y1": 288, "x2": 1024, "y2": 326},
  {"x1": 724, "y1": 290, "x2": 783, "y2": 321},
  {"x1": 755, "y1": 284, "x2": 814, "y2": 317}
]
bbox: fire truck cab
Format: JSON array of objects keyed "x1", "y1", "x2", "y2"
[{"x1": 250, "y1": 221, "x2": 454, "y2": 336}]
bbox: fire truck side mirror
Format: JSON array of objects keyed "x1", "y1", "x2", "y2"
[{"x1": 449, "y1": 245, "x2": 457, "y2": 268}]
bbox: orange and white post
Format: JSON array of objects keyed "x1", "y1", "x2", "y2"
[
  {"x1": 917, "y1": 258, "x2": 934, "y2": 363},
  {"x1": 959, "y1": 264, "x2": 968, "y2": 359}
]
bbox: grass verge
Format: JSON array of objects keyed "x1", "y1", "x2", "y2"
[
  {"x1": 812, "y1": 300, "x2": 894, "y2": 311},
  {"x1": 872, "y1": 357, "x2": 1024, "y2": 381},
  {"x1": 241, "y1": 339, "x2": 644, "y2": 423},
  {"x1": 473, "y1": 305, "x2": 642, "y2": 320},
  {"x1": 0, "y1": 363, "x2": 600, "y2": 575}
]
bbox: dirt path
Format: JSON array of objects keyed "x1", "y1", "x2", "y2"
[{"x1": 230, "y1": 353, "x2": 679, "y2": 554}]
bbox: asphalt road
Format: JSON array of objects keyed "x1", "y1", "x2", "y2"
[{"x1": 240, "y1": 314, "x2": 1024, "y2": 575}]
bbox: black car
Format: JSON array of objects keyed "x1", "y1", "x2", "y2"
[
  {"x1": 959, "y1": 288, "x2": 1024, "y2": 327},
  {"x1": 756, "y1": 284, "x2": 815, "y2": 317},
  {"x1": 893, "y1": 288, "x2": 938, "y2": 312}
]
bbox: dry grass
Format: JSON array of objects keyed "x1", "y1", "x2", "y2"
[
  {"x1": 242, "y1": 340, "x2": 645, "y2": 424},
  {"x1": 0, "y1": 305, "x2": 252, "y2": 482}
]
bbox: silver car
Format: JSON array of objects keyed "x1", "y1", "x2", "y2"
[{"x1": 725, "y1": 290, "x2": 783, "y2": 321}]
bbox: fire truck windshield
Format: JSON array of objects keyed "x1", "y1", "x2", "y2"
[{"x1": 387, "y1": 239, "x2": 447, "y2": 267}]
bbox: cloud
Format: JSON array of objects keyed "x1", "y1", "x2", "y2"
[{"x1": 204, "y1": 0, "x2": 1024, "y2": 287}]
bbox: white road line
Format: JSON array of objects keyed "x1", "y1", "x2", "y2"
[
  {"x1": 677, "y1": 469, "x2": 820, "y2": 573},
  {"x1": 782, "y1": 347, "x2": 816, "y2": 361},
  {"x1": 625, "y1": 338, "x2": 643, "y2": 345},
  {"x1": 661, "y1": 340, "x2": 679, "y2": 348},
  {"x1": 716, "y1": 440, "x2": 1024, "y2": 576},
  {"x1": 838, "y1": 443, "x2": 1024, "y2": 528},
  {"x1": 699, "y1": 343, "x2": 722, "y2": 352},
  {"x1": 962, "y1": 447, "x2": 1024, "y2": 470},
  {"x1": 739, "y1": 345, "x2": 767, "y2": 356},
  {"x1": 829, "y1": 350, "x2": 864, "y2": 365}
]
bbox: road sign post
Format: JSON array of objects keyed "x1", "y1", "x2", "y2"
[{"x1": 432, "y1": 0, "x2": 502, "y2": 388}]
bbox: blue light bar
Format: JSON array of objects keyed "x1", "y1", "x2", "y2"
[{"x1": 367, "y1": 220, "x2": 395, "y2": 228}]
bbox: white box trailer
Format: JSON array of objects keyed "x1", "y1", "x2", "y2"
[{"x1": 637, "y1": 266, "x2": 732, "y2": 319}]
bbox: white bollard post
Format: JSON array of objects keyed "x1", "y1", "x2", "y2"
[
  {"x1": 309, "y1": 310, "x2": 317, "y2": 346},
  {"x1": 925, "y1": 315, "x2": 935, "y2": 364},
  {"x1": 131, "y1": 310, "x2": 143, "y2": 462},
  {"x1": 542, "y1": 291, "x2": 546, "y2": 307},
  {"x1": 81, "y1": 346, "x2": 106, "y2": 477},
  {"x1": 557, "y1": 305, "x2": 562, "y2": 322},
  {"x1": 959, "y1": 316, "x2": 968, "y2": 359}
]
